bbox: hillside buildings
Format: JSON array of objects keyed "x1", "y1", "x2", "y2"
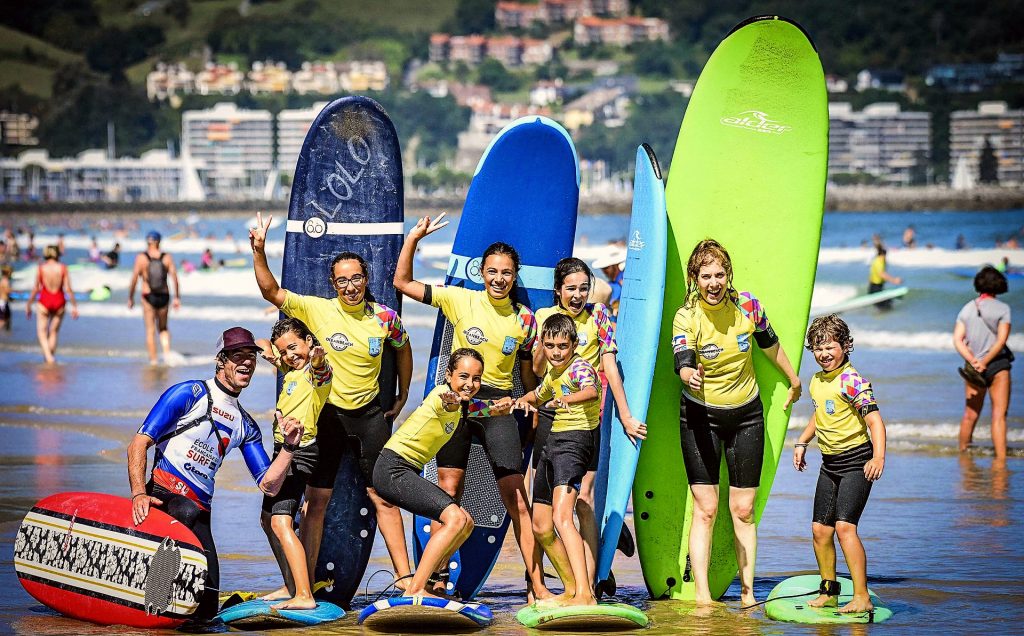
[
  {"x1": 950, "y1": 101, "x2": 1023, "y2": 186},
  {"x1": 0, "y1": 112, "x2": 39, "y2": 147},
  {"x1": 495, "y1": 0, "x2": 628, "y2": 29},
  {"x1": 828, "y1": 102, "x2": 931, "y2": 185}
]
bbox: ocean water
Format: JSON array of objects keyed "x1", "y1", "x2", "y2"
[{"x1": 0, "y1": 209, "x2": 1022, "y2": 634}]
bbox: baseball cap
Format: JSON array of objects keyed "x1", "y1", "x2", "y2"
[
  {"x1": 216, "y1": 327, "x2": 259, "y2": 353},
  {"x1": 591, "y1": 247, "x2": 627, "y2": 270},
  {"x1": 146, "y1": 230, "x2": 162, "y2": 242}
]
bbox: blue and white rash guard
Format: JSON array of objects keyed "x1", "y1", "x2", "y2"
[{"x1": 138, "y1": 378, "x2": 270, "y2": 510}]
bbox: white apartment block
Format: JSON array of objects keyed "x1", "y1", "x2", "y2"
[
  {"x1": 182, "y1": 102, "x2": 273, "y2": 200},
  {"x1": 828, "y1": 102, "x2": 931, "y2": 185},
  {"x1": 0, "y1": 149, "x2": 205, "y2": 202},
  {"x1": 950, "y1": 101, "x2": 1023, "y2": 187},
  {"x1": 277, "y1": 102, "x2": 330, "y2": 172}
]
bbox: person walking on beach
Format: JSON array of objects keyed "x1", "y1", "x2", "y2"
[
  {"x1": 954, "y1": 266, "x2": 1013, "y2": 459},
  {"x1": 250, "y1": 212, "x2": 415, "y2": 590},
  {"x1": 671, "y1": 239, "x2": 801, "y2": 606},
  {"x1": 128, "y1": 231, "x2": 180, "y2": 365},
  {"x1": 26, "y1": 245, "x2": 78, "y2": 363},
  {"x1": 793, "y1": 314, "x2": 887, "y2": 614},
  {"x1": 128, "y1": 326, "x2": 305, "y2": 621}
]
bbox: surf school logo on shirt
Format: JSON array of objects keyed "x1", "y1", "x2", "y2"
[
  {"x1": 327, "y1": 332, "x2": 353, "y2": 351},
  {"x1": 737, "y1": 333, "x2": 750, "y2": 352},
  {"x1": 578, "y1": 331, "x2": 589, "y2": 347},
  {"x1": 699, "y1": 343, "x2": 723, "y2": 360},
  {"x1": 464, "y1": 327, "x2": 488, "y2": 346},
  {"x1": 825, "y1": 400, "x2": 836, "y2": 415},
  {"x1": 367, "y1": 337, "x2": 382, "y2": 357},
  {"x1": 720, "y1": 110, "x2": 792, "y2": 135},
  {"x1": 443, "y1": 420, "x2": 457, "y2": 434},
  {"x1": 286, "y1": 381, "x2": 297, "y2": 395},
  {"x1": 502, "y1": 336, "x2": 517, "y2": 355}
]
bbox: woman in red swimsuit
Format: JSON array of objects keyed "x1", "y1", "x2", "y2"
[{"x1": 26, "y1": 245, "x2": 77, "y2": 363}]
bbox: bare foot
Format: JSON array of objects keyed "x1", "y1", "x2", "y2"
[
  {"x1": 694, "y1": 595, "x2": 716, "y2": 606},
  {"x1": 272, "y1": 596, "x2": 317, "y2": 610},
  {"x1": 740, "y1": 593, "x2": 756, "y2": 607},
  {"x1": 839, "y1": 595, "x2": 874, "y2": 614},
  {"x1": 807, "y1": 593, "x2": 838, "y2": 608},
  {"x1": 404, "y1": 590, "x2": 445, "y2": 601},
  {"x1": 528, "y1": 583, "x2": 554, "y2": 604},
  {"x1": 394, "y1": 576, "x2": 411, "y2": 592},
  {"x1": 261, "y1": 586, "x2": 292, "y2": 601},
  {"x1": 565, "y1": 594, "x2": 597, "y2": 607},
  {"x1": 535, "y1": 592, "x2": 572, "y2": 608}
]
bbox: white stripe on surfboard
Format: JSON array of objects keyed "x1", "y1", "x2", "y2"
[
  {"x1": 447, "y1": 253, "x2": 555, "y2": 291},
  {"x1": 286, "y1": 220, "x2": 404, "y2": 237}
]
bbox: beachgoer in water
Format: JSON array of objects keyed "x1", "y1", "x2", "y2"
[
  {"x1": 794, "y1": 314, "x2": 887, "y2": 614},
  {"x1": 201, "y1": 248, "x2": 214, "y2": 270},
  {"x1": 954, "y1": 266, "x2": 1012, "y2": 459},
  {"x1": 89, "y1": 236, "x2": 101, "y2": 262},
  {"x1": 867, "y1": 245, "x2": 901, "y2": 309},
  {"x1": 250, "y1": 212, "x2": 415, "y2": 590},
  {"x1": 902, "y1": 225, "x2": 916, "y2": 248},
  {"x1": 0, "y1": 265, "x2": 12, "y2": 331},
  {"x1": 101, "y1": 242, "x2": 121, "y2": 269},
  {"x1": 374, "y1": 348, "x2": 512, "y2": 598},
  {"x1": 128, "y1": 326, "x2": 304, "y2": 620},
  {"x1": 26, "y1": 245, "x2": 77, "y2": 363},
  {"x1": 128, "y1": 231, "x2": 181, "y2": 365},
  {"x1": 671, "y1": 239, "x2": 801, "y2": 606}
]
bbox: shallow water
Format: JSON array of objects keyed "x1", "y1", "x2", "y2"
[{"x1": 1, "y1": 209, "x2": 1023, "y2": 634}]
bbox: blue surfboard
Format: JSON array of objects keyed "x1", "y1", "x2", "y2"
[
  {"x1": 411, "y1": 116, "x2": 580, "y2": 600},
  {"x1": 216, "y1": 599, "x2": 345, "y2": 629},
  {"x1": 359, "y1": 596, "x2": 493, "y2": 630},
  {"x1": 281, "y1": 96, "x2": 404, "y2": 609},
  {"x1": 593, "y1": 144, "x2": 667, "y2": 588}
]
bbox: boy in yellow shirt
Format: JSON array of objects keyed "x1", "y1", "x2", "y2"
[
  {"x1": 257, "y1": 317, "x2": 332, "y2": 610},
  {"x1": 515, "y1": 314, "x2": 601, "y2": 608},
  {"x1": 793, "y1": 314, "x2": 887, "y2": 614}
]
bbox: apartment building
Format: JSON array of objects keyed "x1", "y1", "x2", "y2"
[
  {"x1": 950, "y1": 101, "x2": 1023, "y2": 186},
  {"x1": 828, "y1": 102, "x2": 931, "y2": 185},
  {"x1": 181, "y1": 102, "x2": 273, "y2": 199}
]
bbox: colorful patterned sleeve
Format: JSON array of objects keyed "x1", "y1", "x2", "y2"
[
  {"x1": 840, "y1": 371, "x2": 880, "y2": 417},
  {"x1": 736, "y1": 291, "x2": 779, "y2": 348},
  {"x1": 519, "y1": 306, "x2": 538, "y2": 355},
  {"x1": 593, "y1": 303, "x2": 618, "y2": 355},
  {"x1": 569, "y1": 359, "x2": 599, "y2": 391},
  {"x1": 307, "y1": 359, "x2": 333, "y2": 388},
  {"x1": 466, "y1": 398, "x2": 502, "y2": 418},
  {"x1": 376, "y1": 304, "x2": 409, "y2": 348}
]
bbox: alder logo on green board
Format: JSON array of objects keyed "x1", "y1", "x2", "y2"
[{"x1": 720, "y1": 111, "x2": 793, "y2": 134}]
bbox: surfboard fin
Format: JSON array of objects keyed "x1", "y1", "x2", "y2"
[{"x1": 616, "y1": 524, "x2": 635, "y2": 557}]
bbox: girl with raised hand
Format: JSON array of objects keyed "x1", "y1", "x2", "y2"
[
  {"x1": 533, "y1": 257, "x2": 646, "y2": 583},
  {"x1": 394, "y1": 213, "x2": 550, "y2": 601},
  {"x1": 671, "y1": 238, "x2": 801, "y2": 606},
  {"x1": 374, "y1": 348, "x2": 512, "y2": 598}
]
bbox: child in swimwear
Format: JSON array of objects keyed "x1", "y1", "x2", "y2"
[
  {"x1": 0, "y1": 265, "x2": 12, "y2": 331},
  {"x1": 793, "y1": 314, "x2": 887, "y2": 614},
  {"x1": 373, "y1": 348, "x2": 512, "y2": 598},
  {"x1": 515, "y1": 314, "x2": 601, "y2": 608},
  {"x1": 256, "y1": 317, "x2": 332, "y2": 610}
]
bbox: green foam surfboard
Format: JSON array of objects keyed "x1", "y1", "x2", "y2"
[
  {"x1": 765, "y1": 575, "x2": 894, "y2": 624},
  {"x1": 516, "y1": 603, "x2": 649, "y2": 630},
  {"x1": 633, "y1": 15, "x2": 827, "y2": 601}
]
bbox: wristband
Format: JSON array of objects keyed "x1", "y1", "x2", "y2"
[
  {"x1": 131, "y1": 493, "x2": 147, "y2": 500},
  {"x1": 282, "y1": 442, "x2": 299, "y2": 453},
  {"x1": 794, "y1": 443, "x2": 809, "y2": 448}
]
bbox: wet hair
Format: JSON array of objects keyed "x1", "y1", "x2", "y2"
[
  {"x1": 271, "y1": 316, "x2": 320, "y2": 347},
  {"x1": 447, "y1": 347, "x2": 484, "y2": 375},
  {"x1": 805, "y1": 314, "x2": 854, "y2": 353},
  {"x1": 974, "y1": 265, "x2": 1008, "y2": 295},
  {"x1": 541, "y1": 312, "x2": 578, "y2": 343},
  {"x1": 43, "y1": 245, "x2": 59, "y2": 260},
  {"x1": 684, "y1": 238, "x2": 733, "y2": 307},
  {"x1": 330, "y1": 251, "x2": 375, "y2": 302},
  {"x1": 552, "y1": 257, "x2": 593, "y2": 307},
  {"x1": 876, "y1": 245, "x2": 887, "y2": 256},
  {"x1": 482, "y1": 241, "x2": 522, "y2": 304}
]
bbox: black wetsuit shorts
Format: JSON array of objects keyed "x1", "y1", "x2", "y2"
[
  {"x1": 532, "y1": 428, "x2": 597, "y2": 506},
  {"x1": 308, "y1": 397, "x2": 388, "y2": 489},
  {"x1": 261, "y1": 442, "x2": 318, "y2": 516},
  {"x1": 435, "y1": 385, "x2": 524, "y2": 479},
  {"x1": 533, "y1": 407, "x2": 601, "y2": 472},
  {"x1": 813, "y1": 441, "x2": 874, "y2": 526},
  {"x1": 679, "y1": 395, "x2": 764, "y2": 489},
  {"x1": 373, "y1": 448, "x2": 457, "y2": 522}
]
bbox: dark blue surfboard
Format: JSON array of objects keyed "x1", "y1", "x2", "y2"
[
  {"x1": 411, "y1": 116, "x2": 580, "y2": 600},
  {"x1": 280, "y1": 96, "x2": 404, "y2": 610}
]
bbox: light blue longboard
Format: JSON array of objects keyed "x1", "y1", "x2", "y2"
[
  {"x1": 215, "y1": 599, "x2": 345, "y2": 629},
  {"x1": 281, "y1": 96, "x2": 404, "y2": 609},
  {"x1": 411, "y1": 116, "x2": 580, "y2": 600},
  {"x1": 593, "y1": 144, "x2": 667, "y2": 589}
]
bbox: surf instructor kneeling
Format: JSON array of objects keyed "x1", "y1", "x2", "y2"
[{"x1": 127, "y1": 326, "x2": 304, "y2": 621}]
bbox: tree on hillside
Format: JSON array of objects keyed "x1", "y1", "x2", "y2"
[
  {"x1": 978, "y1": 136, "x2": 999, "y2": 184},
  {"x1": 448, "y1": 0, "x2": 496, "y2": 34},
  {"x1": 477, "y1": 58, "x2": 521, "y2": 93},
  {"x1": 86, "y1": 25, "x2": 165, "y2": 74}
]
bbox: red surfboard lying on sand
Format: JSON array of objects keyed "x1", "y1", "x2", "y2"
[{"x1": 14, "y1": 492, "x2": 208, "y2": 628}]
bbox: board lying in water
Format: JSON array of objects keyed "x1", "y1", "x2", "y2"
[
  {"x1": 765, "y1": 575, "x2": 893, "y2": 624},
  {"x1": 810, "y1": 286, "x2": 908, "y2": 316},
  {"x1": 516, "y1": 602, "x2": 649, "y2": 630},
  {"x1": 215, "y1": 598, "x2": 345, "y2": 629},
  {"x1": 358, "y1": 596, "x2": 493, "y2": 631}
]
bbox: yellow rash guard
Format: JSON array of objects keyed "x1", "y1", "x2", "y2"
[
  {"x1": 535, "y1": 354, "x2": 601, "y2": 432},
  {"x1": 275, "y1": 361, "x2": 332, "y2": 446},
  {"x1": 810, "y1": 360, "x2": 878, "y2": 455},
  {"x1": 868, "y1": 255, "x2": 885, "y2": 285},
  {"x1": 281, "y1": 292, "x2": 408, "y2": 409},
  {"x1": 671, "y1": 290, "x2": 779, "y2": 408},
  {"x1": 384, "y1": 384, "x2": 496, "y2": 470},
  {"x1": 535, "y1": 302, "x2": 617, "y2": 369},
  {"x1": 426, "y1": 285, "x2": 536, "y2": 391}
]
